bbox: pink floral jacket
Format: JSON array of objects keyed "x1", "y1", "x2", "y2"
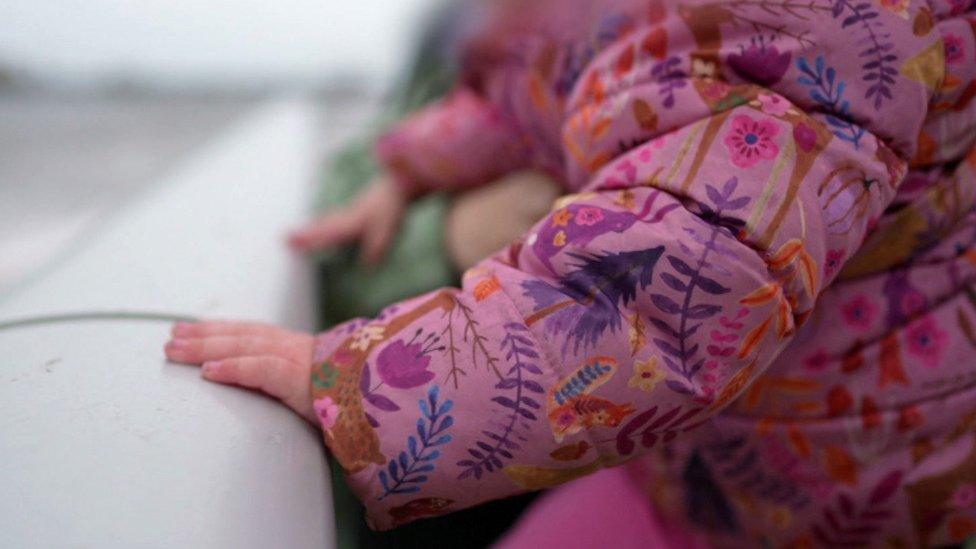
[{"x1": 312, "y1": 1, "x2": 976, "y2": 545}]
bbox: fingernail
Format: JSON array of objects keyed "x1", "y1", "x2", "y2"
[
  {"x1": 172, "y1": 322, "x2": 191, "y2": 336},
  {"x1": 165, "y1": 339, "x2": 187, "y2": 358},
  {"x1": 202, "y1": 361, "x2": 221, "y2": 377}
]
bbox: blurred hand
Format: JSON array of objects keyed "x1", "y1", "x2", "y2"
[
  {"x1": 165, "y1": 321, "x2": 316, "y2": 423},
  {"x1": 287, "y1": 173, "x2": 409, "y2": 265}
]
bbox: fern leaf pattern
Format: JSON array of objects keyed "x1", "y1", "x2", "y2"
[
  {"x1": 377, "y1": 386, "x2": 454, "y2": 500},
  {"x1": 650, "y1": 177, "x2": 747, "y2": 394},
  {"x1": 457, "y1": 323, "x2": 543, "y2": 480},
  {"x1": 829, "y1": 0, "x2": 898, "y2": 110}
]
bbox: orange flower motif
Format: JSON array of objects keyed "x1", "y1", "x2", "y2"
[
  {"x1": 553, "y1": 230, "x2": 567, "y2": 247},
  {"x1": 552, "y1": 209, "x2": 573, "y2": 227},
  {"x1": 473, "y1": 276, "x2": 501, "y2": 302},
  {"x1": 628, "y1": 357, "x2": 666, "y2": 392}
]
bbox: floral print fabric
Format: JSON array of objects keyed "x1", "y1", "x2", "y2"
[{"x1": 311, "y1": 1, "x2": 976, "y2": 545}]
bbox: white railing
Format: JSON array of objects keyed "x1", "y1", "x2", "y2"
[{"x1": 0, "y1": 98, "x2": 335, "y2": 548}]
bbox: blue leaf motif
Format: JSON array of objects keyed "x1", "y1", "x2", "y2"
[{"x1": 377, "y1": 385, "x2": 453, "y2": 500}]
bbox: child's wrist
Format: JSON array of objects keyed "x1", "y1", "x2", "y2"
[{"x1": 386, "y1": 171, "x2": 424, "y2": 200}]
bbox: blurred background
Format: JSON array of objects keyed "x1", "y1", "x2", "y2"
[
  {"x1": 0, "y1": 0, "x2": 439, "y2": 292},
  {"x1": 0, "y1": 5, "x2": 537, "y2": 546}
]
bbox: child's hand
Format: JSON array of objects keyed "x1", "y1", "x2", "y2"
[
  {"x1": 287, "y1": 173, "x2": 409, "y2": 265},
  {"x1": 164, "y1": 321, "x2": 317, "y2": 423}
]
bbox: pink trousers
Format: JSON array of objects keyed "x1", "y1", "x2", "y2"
[{"x1": 495, "y1": 465, "x2": 710, "y2": 549}]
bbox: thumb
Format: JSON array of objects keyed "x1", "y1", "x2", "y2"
[
  {"x1": 360, "y1": 211, "x2": 402, "y2": 266},
  {"x1": 287, "y1": 210, "x2": 363, "y2": 252}
]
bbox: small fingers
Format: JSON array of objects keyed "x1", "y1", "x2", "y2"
[
  {"x1": 171, "y1": 320, "x2": 292, "y2": 339},
  {"x1": 287, "y1": 210, "x2": 363, "y2": 252},
  {"x1": 202, "y1": 356, "x2": 313, "y2": 419},
  {"x1": 360, "y1": 215, "x2": 399, "y2": 266},
  {"x1": 165, "y1": 335, "x2": 311, "y2": 365}
]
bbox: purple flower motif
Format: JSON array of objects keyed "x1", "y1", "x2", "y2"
[
  {"x1": 728, "y1": 39, "x2": 791, "y2": 87},
  {"x1": 376, "y1": 339, "x2": 436, "y2": 389}
]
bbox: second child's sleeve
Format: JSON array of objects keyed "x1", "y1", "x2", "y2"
[
  {"x1": 374, "y1": 88, "x2": 533, "y2": 195},
  {"x1": 312, "y1": 2, "x2": 940, "y2": 529}
]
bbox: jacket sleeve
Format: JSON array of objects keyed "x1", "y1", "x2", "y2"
[
  {"x1": 375, "y1": 87, "x2": 533, "y2": 195},
  {"x1": 312, "y1": 3, "x2": 938, "y2": 529}
]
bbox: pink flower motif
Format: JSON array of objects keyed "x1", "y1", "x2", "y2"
[
  {"x1": 314, "y1": 397, "x2": 340, "y2": 430},
  {"x1": 701, "y1": 80, "x2": 732, "y2": 101},
  {"x1": 824, "y1": 249, "x2": 845, "y2": 279},
  {"x1": 575, "y1": 207, "x2": 605, "y2": 226},
  {"x1": 945, "y1": 33, "x2": 966, "y2": 64},
  {"x1": 804, "y1": 349, "x2": 830, "y2": 372},
  {"x1": 904, "y1": 315, "x2": 949, "y2": 368},
  {"x1": 952, "y1": 484, "x2": 976, "y2": 509},
  {"x1": 793, "y1": 123, "x2": 818, "y2": 153},
  {"x1": 757, "y1": 93, "x2": 791, "y2": 116},
  {"x1": 723, "y1": 114, "x2": 780, "y2": 168},
  {"x1": 841, "y1": 294, "x2": 878, "y2": 331}
]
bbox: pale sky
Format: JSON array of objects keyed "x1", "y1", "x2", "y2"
[{"x1": 0, "y1": 0, "x2": 439, "y2": 85}]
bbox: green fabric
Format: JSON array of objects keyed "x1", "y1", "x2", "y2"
[
  {"x1": 314, "y1": 139, "x2": 454, "y2": 328},
  {"x1": 313, "y1": 0, "x2": 461, "y2": 328}
]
